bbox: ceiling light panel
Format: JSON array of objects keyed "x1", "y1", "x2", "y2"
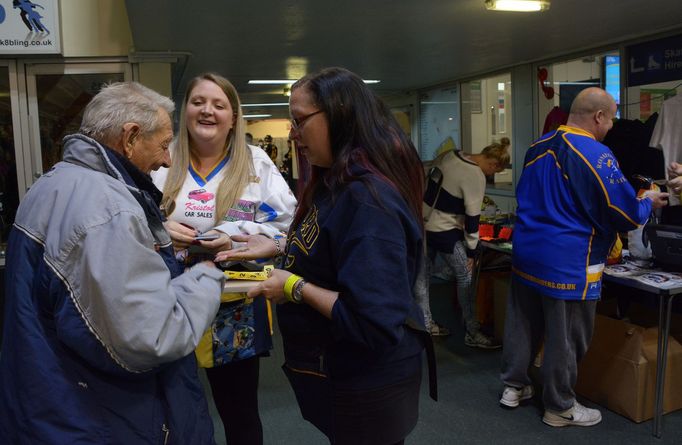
[{"x1": 484, "y1": 0, "x2": 550, "y2": 12}]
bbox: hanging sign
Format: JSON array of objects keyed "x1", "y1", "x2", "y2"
[
  {"x1": 627, "y1": 34, "x2": 682, "y2": 87},
  {"x1": 0, "y1": 0, "x2": 60, "y2": 54}
]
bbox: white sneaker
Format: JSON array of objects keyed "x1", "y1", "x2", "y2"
[
  {"x1": 465, "y1": 331, "x2": 501, "y2": 349},
  {"x1": 543, "y1": 401, "x2": 602, "y2": 427},
  {"x1": 499, "y1": 385, "x2": 534, "y2": 408}
]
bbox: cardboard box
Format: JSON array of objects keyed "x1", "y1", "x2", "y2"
[
  {"x1": 475, "y1": 270, "x2": 510, "y2": 330},
  {"x1": 576, "y1": 306, "x2": 682, "y2": 423},
  {"x1": 491, "y1": 273, "x2": 510, "y2": 342}
]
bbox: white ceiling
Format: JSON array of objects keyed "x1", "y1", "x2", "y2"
[{"x1": 125, "y1": 0, "x2": 682, "y2": 118}]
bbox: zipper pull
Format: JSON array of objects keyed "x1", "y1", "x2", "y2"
[{"x1": 162, "y1": 423, "x2": 170, "y2": 445}]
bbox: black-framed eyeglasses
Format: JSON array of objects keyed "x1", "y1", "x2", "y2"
[{"x1": 290, "y1": 109, "x2": 323, "y2": 132}]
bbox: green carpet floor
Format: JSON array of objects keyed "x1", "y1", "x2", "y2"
[{"x1": 205, "y1": 281, "x2": 682, "y2": 444}]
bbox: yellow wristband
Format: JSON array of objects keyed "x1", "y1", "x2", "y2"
[{"x1": 284, "y1": 274, "x2": 302, "y2": 302}]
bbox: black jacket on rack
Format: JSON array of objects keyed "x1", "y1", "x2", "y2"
[{"x1": 602, "y1": 114, "x2": 665, "y2": 189}]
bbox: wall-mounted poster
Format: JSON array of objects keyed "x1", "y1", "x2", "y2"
[
  {"x1": 0, "y1": 0, "x2": 61, "y2": 54},
  {"x1": 418, "y1": 86, "x2": 460, "y2": 161},
  {"x1": 640, "y1": 88, "x2": 676, "y2": 121}
]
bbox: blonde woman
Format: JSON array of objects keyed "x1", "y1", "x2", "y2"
[
  {"x1": 152, "y1": 73, "x2": 296, "y2": 445},
  {"x1": 416, "y1": 138, "x2": 510, "y2": 347}
]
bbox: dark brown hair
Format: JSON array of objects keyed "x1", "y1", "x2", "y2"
[{"x1": 291, "y1": 67, "x2": 424, "y2": 229}]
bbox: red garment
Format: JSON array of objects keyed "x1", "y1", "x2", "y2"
[{"x1": 543, "y1": 106, "x2": 569, "y2": 134}]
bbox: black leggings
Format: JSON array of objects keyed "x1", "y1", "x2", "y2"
[{"x1": 205, "y1": 356, "x2": 262, "y2": 445}]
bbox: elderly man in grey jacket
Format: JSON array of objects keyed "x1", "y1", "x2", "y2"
[{"x1": 0, "y1": 82, "x2": 224, "y2": 444}]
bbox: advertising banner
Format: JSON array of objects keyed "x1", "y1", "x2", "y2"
[{"x1": 0, "y1": 0, "x2": 60, "y2": 54}]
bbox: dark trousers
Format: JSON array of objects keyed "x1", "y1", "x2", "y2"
[
  {"x1": 283, "y1": 364, "x2": 420, "y2": 445},
  {"x1": 205, "y1": 356, "x2": 262, "y2": 445},
  {"x1": 500, "y1": 279, "x2": 597, "y2": 411}
]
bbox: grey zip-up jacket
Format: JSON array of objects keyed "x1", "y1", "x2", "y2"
[{"x1": 0, "y1": 134, "x2": 224, "y2": 444}]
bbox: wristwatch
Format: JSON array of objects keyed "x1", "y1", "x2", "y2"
[{"x1": 292, "y1": 278, "x2": 306, "y2": 304}]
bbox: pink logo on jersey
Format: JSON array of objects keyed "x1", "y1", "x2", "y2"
[{"x1": 188, "y1": 188, "x2": 215, "y2": 203}]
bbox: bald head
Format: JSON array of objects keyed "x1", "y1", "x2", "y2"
[
  {"x1": 569, "y1": 88, "x2": 615, "y2": 117},
  {"x1": 566, "y1": 87, "x2": 617, "y2": 141}
]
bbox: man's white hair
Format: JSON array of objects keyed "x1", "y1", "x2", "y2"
[{"x1": 80, "y1": 82, "x2": 174, "y2": 144}]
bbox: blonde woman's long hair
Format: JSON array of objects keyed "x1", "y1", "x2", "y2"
[{"x1": 161, "y1": 73, "x2": 253, "y2": 224}]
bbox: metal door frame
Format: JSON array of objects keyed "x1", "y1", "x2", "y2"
[
  {"x1": 0, "y1": 60, "x2": 26, "y2": 201},
  {"x1": 20, "y1": 59, "x2": 131, "y2": 193}
]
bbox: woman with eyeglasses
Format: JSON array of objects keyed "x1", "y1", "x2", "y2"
[
  {"x1": 152, "y1": 72, "x2": 296, "y2": 445},
  {"x1": 217, "y1": 67, "x2": 431, "y2": 445}
]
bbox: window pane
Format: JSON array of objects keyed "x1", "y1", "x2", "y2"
[
  {"x1": 35, "y1": 73, "x2": 124, "y2": 172},
  {"x1": 626, "y1": 81, "x2": 681, "y2": 122},
  {"x1": 418, "y1": 86, "x2": 460, "y2": 161},
  {"x1": 461, "y1": 73, "x2": 512, "y2": 191},
  {"x1": 537, "y1": 51, "x2": 619, "y2": 136}
]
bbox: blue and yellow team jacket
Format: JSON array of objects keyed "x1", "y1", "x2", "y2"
[{"x1": 513, "y1": 125, "x2": 652, "y2": 300}]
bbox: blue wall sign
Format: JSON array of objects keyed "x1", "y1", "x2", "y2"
[{"x1": 627, "y1": 34, "x2": 682, "y2": 87}]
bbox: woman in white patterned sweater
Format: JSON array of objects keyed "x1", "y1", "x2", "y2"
[
  {"x1": 416, "y1": 138, "x2": 509, "y2": 348},
  {"x1": 152, "y1": 73, "x2": 296, "y2": 445}
]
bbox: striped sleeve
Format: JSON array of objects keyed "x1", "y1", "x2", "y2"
[{"x1": 461, "y1": 170, "x2": 486, "y2": 254}]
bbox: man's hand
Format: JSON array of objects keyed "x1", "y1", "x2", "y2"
[
  {"x1": 668, "y1": 162, "x2": 682, "y2": 194},
  {"x1": 643, "y1": 190, "x2": 670, "y2": 209},
  {"x1": 164, "y1": 220, "x2": 197, "y2": 249}
]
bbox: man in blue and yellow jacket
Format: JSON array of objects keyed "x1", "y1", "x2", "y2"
[{"x1": 499, "y1": 88, "x2": 668, "y2": 427}]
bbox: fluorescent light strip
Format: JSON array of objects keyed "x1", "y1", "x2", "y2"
[
  {"x1": 248, "y1": 79, "x2": 381, "y2": 85},
  {"x1": 241, "y1": 103, "x2": 289, "y2": 107},
  {"x1": 551, "y1": 81, "x2": 600, "y2": 86},
  {"x1": 243, "y1": 114, "x2": 272, "y2": 119},
  {"x1": 485, "y1": 0, "x2": 549, "y2": 12},
  {"x1": 248, "y1": 80, "x2": 295, "y2": 85}
]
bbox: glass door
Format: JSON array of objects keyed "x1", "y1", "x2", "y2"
[
  {"x1": 25, "y1": 62, "x2": 131, "y2": 183},
  {"x1": 0, "y1": 60, "x2": 21, "y2": 346},
  {"x1": 0, "y1": 61, "x2": 21, "y2": 252}
]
